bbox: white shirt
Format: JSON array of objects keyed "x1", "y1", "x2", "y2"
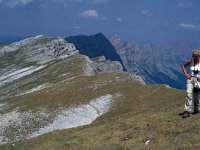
[{"x1": 190, "y1": 63, "x2": 200, "y2": 77}]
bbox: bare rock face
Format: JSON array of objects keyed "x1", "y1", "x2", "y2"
[
  {"x1": 26, "y1": 37, "x2": 79, "y2": 64},
  {"x1": 91, "y1": 56, "x2": 123, "y2": 74},
  {"x1": 0, "y1": 35, "x2": 79, "y2": 64}
]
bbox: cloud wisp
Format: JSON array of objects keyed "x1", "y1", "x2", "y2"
[
  {"x1": 80, "y1": 9, "x2": 108, "y2": 20},
  {"x1": 80, "y1": 9, "x2": 99, "y2": 18},
  {"x1": 179, "y1": 23, "x2": 200, "y2": 31},
  {"x1": 6, "y1": 0, "x2": 34, "y2": 8}
]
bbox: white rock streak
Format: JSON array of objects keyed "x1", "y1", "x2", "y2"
[
  {"x1": 19, "y1": 84, "x2": 50, "y2": 96},
  {"x1": 0, "y1": 65, "x2": 46, "y2": 87},
  {"x1": 30, "y1": 94, "x2": 112, "y2": 138},
  {"x1": 84, "y1": 56, "x2": 95, "y2": 76},
  {"x1": 0, "y1": 94, "x2": 113, "y2": 144}
]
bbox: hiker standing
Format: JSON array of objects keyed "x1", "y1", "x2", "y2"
[{"x1": 180, "y1": 49, "x2": 200, "y2": 118}]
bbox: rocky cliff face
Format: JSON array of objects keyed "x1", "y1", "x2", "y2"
[
  {"x1": 110, "y1": 34, "x2": 200, "y2": 89},
  {"x1": 91, "y1": 56, "x2": 123, "y2": 73},
  {"x1": 0, "y1": 35, "x2": 78, "y2": 64},
  {"x1": 65, "y1": 32, "x2": 125, "y2": 70}
]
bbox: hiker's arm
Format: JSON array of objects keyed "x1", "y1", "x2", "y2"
[{"x1": 182, "y1": 59, "x2": 192, "y2": 79}]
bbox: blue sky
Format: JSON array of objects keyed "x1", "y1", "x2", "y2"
[{"x1": 0, "y1": 0, "x2": 200, "y2": 43}]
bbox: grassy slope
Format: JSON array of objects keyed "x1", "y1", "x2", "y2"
[
  {"x1": 0, "y1": 52, "x2": 197, "y2": 150},
  {"x1": 1, "y1": 72, "x2": 198, "y2": 150}
]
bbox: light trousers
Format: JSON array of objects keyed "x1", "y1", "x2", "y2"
[{"x1": 184, "y1": 77, "x2": 200, "y2": 112}]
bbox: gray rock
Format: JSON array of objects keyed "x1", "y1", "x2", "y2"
[
  {"x1": 91, "y1": 56, "x2": 123, "y2": 74},
  {"x1": 0, "y1": 35, "x2": 79, "y2": 65}
]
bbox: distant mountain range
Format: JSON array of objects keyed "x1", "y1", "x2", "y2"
[
  {"x1": 66, "y1": 33, "x2": 200, "y2": 89},
  {"x1": 110, "y1": 34, "x2": 200, "y2": 89}
]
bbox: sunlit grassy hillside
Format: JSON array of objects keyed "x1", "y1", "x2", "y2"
[
  {"x1": 1, "y1": 70, "x2": 196, "y2": 150},
  {"x1": 0, "y1": 36, "x2": 197, "y2": 150}
]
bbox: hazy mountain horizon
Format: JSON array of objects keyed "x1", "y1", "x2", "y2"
[{"x1": 1, "y1": 32, "x2": 200, "y2": 45}]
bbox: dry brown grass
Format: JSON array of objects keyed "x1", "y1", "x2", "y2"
[
  {"x1": 1, "y1": 55, "x2": 198, "y2": 150},
  {"x1": 1, "y1": 72, "x2": 197, "y2": 150}
]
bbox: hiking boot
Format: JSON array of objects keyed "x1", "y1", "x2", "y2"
[
  {"x1": 178, "y1": 111, "x2": 188, "y2": 116},
  {"x1": 182, "y1": 111, "x2": 190, "y2": 118},
  {"x1": 192, "y1": 110, "x2": 199, "y2": 115}
]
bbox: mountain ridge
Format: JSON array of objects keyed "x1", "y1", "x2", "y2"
[
  {"x1": 0, "y1": 35, "x2": 141, "y2": 144},
  {"x1": 1, "y1": 35, "x2": 200, "y2": 150},
  {"x1": 109, "y1": 34, "x2": 200, "y2": 89}
]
